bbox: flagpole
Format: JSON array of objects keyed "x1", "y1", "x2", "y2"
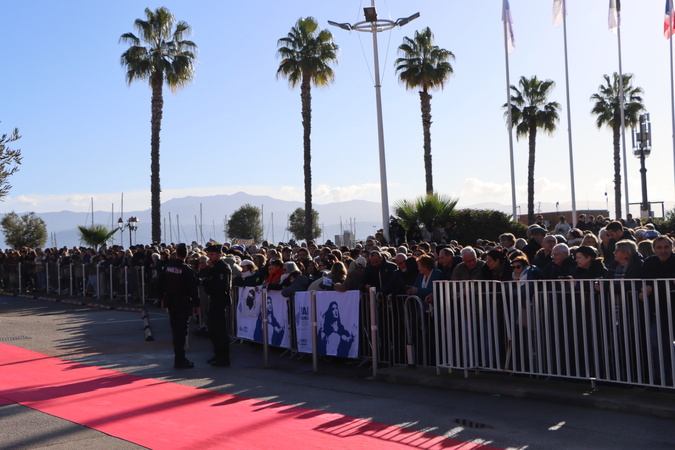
[
  {"x1": 561, "y1": 0, "x2": 577, "y2": 225},
  {"x1": 503, "y1": 0, "x2": 518, "y2": 223},
  {"x1": 617, "y1": 24, "x2": 630, "y2": 219},
  {"x1": 670, "y1": 25, "x2": 675, "y2": 200}
]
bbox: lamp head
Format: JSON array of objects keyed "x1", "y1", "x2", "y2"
[
  {"x1": 364, "y1": 7, "x2": 377, "y2": 22},
  {"x1": 327, "y1": 20, "x2": 352, "y2": 31},
  {"x1": 396, "y1": 12, "x2": 420, "y2": 27}
]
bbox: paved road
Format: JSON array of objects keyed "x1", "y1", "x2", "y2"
[{"x1": 1, "y1": 294, "x2": 674, "y2": 449}]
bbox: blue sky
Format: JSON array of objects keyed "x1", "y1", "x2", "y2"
[{"x1": 2, "y1": 0, "x2": 674, "y2": 221}]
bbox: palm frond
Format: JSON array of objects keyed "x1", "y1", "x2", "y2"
[{"x1": 77, "y1": 225, "x2": 120, "y2": 250}]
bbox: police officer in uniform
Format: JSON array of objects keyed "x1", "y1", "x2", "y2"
[
  {"x1": 158, "y1": 243, "x2": 199, "y2": 369},
  {"x1": 203, "y1": 242, "x2": 232, "y2": 367}
]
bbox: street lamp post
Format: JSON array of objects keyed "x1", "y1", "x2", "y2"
[
  {"x1": 329, "y1": 2, "x2": 419, "y2": 245},
  {"x1": 118, "y1": 216, "x2": 140, "y2": 247},
  {"x1": 631, "y1": 112, "x2": 652, "y2": 217}
]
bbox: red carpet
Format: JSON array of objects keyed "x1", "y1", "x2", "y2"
[{"x1": 0, "y1": 343, "x2": 500, "y2": 449}]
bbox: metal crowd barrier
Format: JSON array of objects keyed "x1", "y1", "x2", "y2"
[
  {"x1": 434, "y1": 279, "x2": 675, "y2": 390},
  {"x1": 226, "y1": 286, "x2": 434, "y2": 378},
  {"x1": 12, "y1": 262, "x2": 671, "y2": 390},
  {"x1": 2, "y1": 262, "x2": 150, "y2": 305},
  {"x1": 375, "y1": 294, "x2": 434, "y2": 368}
]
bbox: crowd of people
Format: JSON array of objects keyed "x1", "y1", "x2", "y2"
[
  {"x1": 0, "y1": 213, "x2": 673, "y2": 300},
  {"x1": 201, "y1": 214, "x2": 675, "y2": 303},
  {"x1": 1, "y1": 212, "x2": 674, "y2": 375}
]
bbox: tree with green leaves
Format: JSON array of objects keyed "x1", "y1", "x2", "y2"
[
  {"x1": 448, "y1": 209, "x2": 527, "y2": 247},
  {"x1": 277, "y1": 17, "x2": 338, "y2": 243},
  {"x1": 0, "y1": 124, "x2": 23, "y2": 200},
  {"x1": 653, "y1": 208, "x2": 675, "y2": 234},
  {"x1": 394, "y1": 193, "x2": 458, "y2": 239},
  {"x1": 226, "y1": 204, "x2": 263, "y2": 243},
  {"x1": 503, "y1": 75, "x2": 560, "y2": 225},
  {"x1": 120, "y1": 7, "x2": 198, "y2": 244},
  {"x1": 287, "y1": 207, "x2": 321, "y2": 242},
  {"x1": 77, "y1": 224, "x2": 119, "y2": 250},
  {"x1": 590, "y1": 73, "x2": 645, "y2": 219},
  {"x1": 1, "y1": 212, "x2": 47, "y2": 249},
  {"x1": 395, "y1": 27, "x2": 454, "y2": 195}
]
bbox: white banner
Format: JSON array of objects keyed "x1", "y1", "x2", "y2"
[
  {"x1": 295, "y1": 290, "x2": 360, "y2": 358},
  {"x1": 236, "y1": 287, "x2": 290, "y2": 348},
  {"x1": 294, "y1": 291, "x2": 312, "y2": 353},
  {"x1": 255, "y1": 290, "x2": 290, "y2": 348},
  {"x1": 236, "y1": 286, "x2": 262, "y2": 340}
]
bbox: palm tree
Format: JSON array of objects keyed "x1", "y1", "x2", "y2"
[
  {"x1": 395, "y1": 27, "x2": 454, "y2": 195},
  {"x1": 394, "y1": 192, "x2": 458, "y2": 237},
  {"x1": 77, "y1": 225, "x2": 119, "y2": 250},
  {"x1": 590, "y1": 73, "x2": 644, "y2": 219},
  {"x1": 120, "y1": 7, "x2": 197, "y2": 244},
  {"x1": 277, "y1": 17, "x2": 338, "y2": 242},
  {"x1": 504, "y1": 75, "x2": 560, "y2": 225}
]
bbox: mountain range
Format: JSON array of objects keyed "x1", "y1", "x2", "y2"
[
  {"x1": 7, "y1": 192, "x2": 608, "y2": 249},
  {"x1": 27, "y1": 192, "x2": 389, "y2": 248}
]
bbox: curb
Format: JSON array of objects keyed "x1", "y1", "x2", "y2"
[{"x1": 376, "y1": 367, "x2": 675, "y2": 420}]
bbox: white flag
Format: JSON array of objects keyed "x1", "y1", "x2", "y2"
[
  {"x1": 503, "y1": 0, "x2": 515, "y2": 53},
  {"x1": 553, "y1": 0, "x2": 564, "y2": 28},
  {"x1": 609, "y1": 0, "x2": 620, "y2": 34}
]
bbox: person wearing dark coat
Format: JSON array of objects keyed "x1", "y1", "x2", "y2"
[
  {"x1": 158, "y1": 243, "x2": 199, "y2": 369},
  {"x1": 363, "y1": 251, "x2": 398, "y2": 296},
  {"x1": 437, "y1": 247, "x2": 461, "y2": 281},
  {"x1": 405, "y1": 255, "x2": 443, "y2": 301},
  {"x1": 604, "y1": 221, "x2": 636, "y2": 266},
  {"x1": 281, "y1": 270, "x2": 310, "y2": 298},
  {"x1": 543, "y1": 243, "x2": 576, "y2": 279},
  {"x1": 481, "y1": 249, "x2": 513, "y2": 281},
  {"x1": 389, "y1": 253, "x2": 419, "y2": 295},
  {"x1": 523, "y1": 226, "x2": 547, "y2": 263},
  {"x1": 640, "y1": 236, "x2": 675, "y2": 384},
  {"x1": 606, "y1": 240, "x2": 643, "y2": 280},
  {"x1": 232, "y1": 259, "x2": 264, "y2": 287},
  {"x1": 532, "y1": 235, "x2": 557, "y2": 273},
  {"x1": 572, "y1": 246, "x2": 607, "y2": 279},
  {"x1": 202, "y1": 243, "x2": 233, "y2": 367}
]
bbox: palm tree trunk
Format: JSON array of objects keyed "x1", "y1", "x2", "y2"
[
  {"x1": 301, "y1": 78, "x2": 313, "y2": 242},
  {"x1": 150, "y1": 71, "x2": 164, "y2": 244},
  {"x1": 527, "y1": 122, "x2": 537, "y2": 225},
  {"x1": 613, "y1": 122, "x2": 622, "y2": 219},
  {"x1": 420, "y1": 90, "x2": 433, "y2": 195}
]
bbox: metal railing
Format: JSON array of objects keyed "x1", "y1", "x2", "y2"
[
  {"x1": 1, "y1": 263, "x2": 152, "y2": 305},
  {"x1": 434, "y1": 279, "x2": 675, "y2": 389},
  {"x1": 8, "y1": 262, "x2": 671, "y2": 390}
]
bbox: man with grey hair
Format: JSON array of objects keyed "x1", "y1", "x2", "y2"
[
  {"x1": 544, "y1": 243, "x2": 576, "y2": 279},
  {"x1": 393, "y1": 252, "x2": 418, "y2": 290},
  {"x1": 451, "y1": 247, "x2": 486, "y2": 280}
]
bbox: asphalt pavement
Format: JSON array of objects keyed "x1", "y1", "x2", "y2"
[{"x1": 4, "y1": 291, "x2": 674, "y2": 421}]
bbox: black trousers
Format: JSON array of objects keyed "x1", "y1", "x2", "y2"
[
  {"x1": 208, "y1": 300, "x2": 230, "y2": 362},
  {"x1": 168, "y1": 304, "x2": 191, "y2": 360}
]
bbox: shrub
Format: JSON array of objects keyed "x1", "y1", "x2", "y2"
[{"x1": 448, "y1": 209, "x2": 526, "y2": 247}]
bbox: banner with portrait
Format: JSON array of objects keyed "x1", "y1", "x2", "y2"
[
  {"x1": 295, "y1": 290, "x2": 360, "y2": 358},
  {"x1": 236, "y1": 287, "x2": 291, "y2": 348},
  {"x1": 236, "y1": 286, "x2": 262, "y2": 340}
]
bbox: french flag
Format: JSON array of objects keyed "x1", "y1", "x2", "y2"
[{"x1": 666, "y1": 0, "x2": 675, "y2": 39}]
